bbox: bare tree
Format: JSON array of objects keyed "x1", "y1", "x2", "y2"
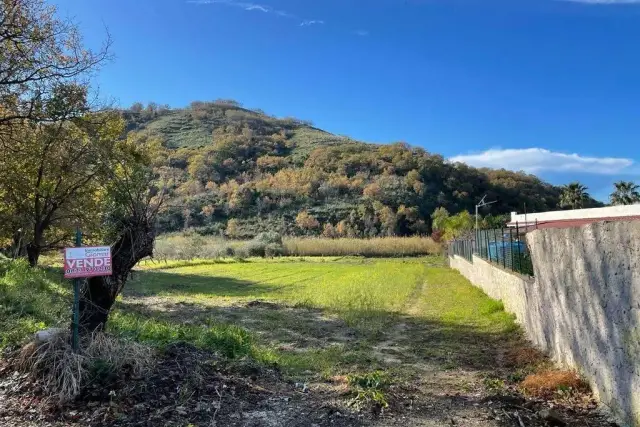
[{"x1": 0, "y1": 0, "x2": 111, "y2": 146}]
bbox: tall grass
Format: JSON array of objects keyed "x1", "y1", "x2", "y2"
[
  {"x1": 283, "y1": 236, "x2": 440, "y2": 257},
  {"x1": 153, "y1": 234, "x2": 243, "y2": 260},
  {"x1": 154, "y1": 234, "x2": 441, "y2": 260}
]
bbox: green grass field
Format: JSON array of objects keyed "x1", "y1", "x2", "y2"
[
  {"x1": 108, "y1": 256, "x2": 522, "y2": 380},
  {"x1": 1, "y1": 254, "x2": 549, "y2": 422},
  {"x1": 1, "y1": 255, "x2": 528, "y2": 385}
]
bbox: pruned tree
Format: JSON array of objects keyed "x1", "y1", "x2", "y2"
[
  {"x1": 78, "y1": 136, "x2": 164, "y2": 332},
  {"x1": 610, "y1": 181, "x2": 640, "y2": 206}
]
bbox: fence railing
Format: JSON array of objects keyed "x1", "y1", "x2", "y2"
[{"x1": 449, "y1": 225, "x2": 534, "y2": 276}]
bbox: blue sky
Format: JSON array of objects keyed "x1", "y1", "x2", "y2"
[{"x1": 54, "y1": 0, "x2": 640, "y2": 201}]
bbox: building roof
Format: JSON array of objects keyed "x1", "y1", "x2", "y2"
[{"x1": 507, "y1": 205, "x2": 640, "y2": 230}]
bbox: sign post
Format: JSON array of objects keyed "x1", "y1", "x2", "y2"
[
  {"x1": 73, "y1": 228, "x2": 81, "y2": 351},
  {"x1": 64, "y1": 232, "x2": 112, "y2": 352}
]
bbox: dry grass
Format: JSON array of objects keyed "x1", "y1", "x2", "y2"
[
  {"x1": 283, "y1": 236, "x2": 441, "y2": 257},
  {"x1": 520, "y1": 370, "x2": 588, "y2": 398},
  {"x1": 505, "y1": 347, "x2": 546, "y2": 368},
  {"x1": 16, "y1": 331, "x2": 153, "y2": 403}
]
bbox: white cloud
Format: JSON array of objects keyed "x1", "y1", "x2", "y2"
[
  {"x1": 354, "y1": 30, "x2": 369, "y2": 36},
  {"x1": 449, "y1": 148, "x2": 635, "y2": 175},
  {"x1": 300, "y1": 20, "x2": 325, "y2": 26},
  {"x1": 188, "y1": 0, "x2": 323, "y2": 25},
  {"x1": 244, "y1": 4, "x2": 269, "y2": 12}
]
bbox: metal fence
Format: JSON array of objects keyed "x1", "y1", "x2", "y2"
[{"x1": 449, "y1": 224, "x2": 534, "y2": 276}]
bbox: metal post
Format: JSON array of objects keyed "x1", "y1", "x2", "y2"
[
  {"x1": 492, "y1": 228, "x2": 498, "y2": 263},
  {"x1": 516, "y1": 221, "x2": 522, "y2": 272},
  {"x1": 475, "y1": 204, "x2": 479, "y2": 235},
  {"x1": 509, "y1": 226, "x2": 514, "y2": 272},
  {"x1": 501, "y1": 227, "x2": 506, "y2": 268},
  {"x1": 484, "y1": 229, "x2": 490, "y2": 261},
  {"x1": 72, "y1": 227, "x2": 82, "y2": 352}
]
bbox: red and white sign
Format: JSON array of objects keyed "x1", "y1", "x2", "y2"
[{"x1": 64, "y1": 246, "x2": 112, "y2": 279}]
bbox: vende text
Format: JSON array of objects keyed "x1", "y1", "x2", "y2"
[{"x1": 66, "y1": 258, "x2": 111, "y2": 268}]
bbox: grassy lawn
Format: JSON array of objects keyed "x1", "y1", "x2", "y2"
[
  {"x1": 1, "y1": 255, "x2": 525, "y2": 386},
  {"x1": 108, "y1": 256, "x2": 521, "y2": 381}
]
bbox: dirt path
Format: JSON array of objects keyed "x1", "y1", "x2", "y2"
[{"x1": 106, "y1": 294, "x2": 616, "y2": 427}]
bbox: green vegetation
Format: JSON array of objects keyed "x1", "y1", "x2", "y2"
[
  {"x1": 559, "y1": 182, "x2": 590, "y2": 210},
  {"x1": 347, "y1": 370, "x2": 391, "y2": 409},
  {"x1": 610, "y1": 181, "x2": 640, "y2": 206},
  {"x1": 121, "y1": 101, "x2": 602, "y2": 239},
  {"x1": 282, "y1": 236, "x2": 440, "y2": 257},
  {"x1": 153, "y1": 233, "x2": 440, "y2": 260},
  {"x1": 0, "y1": 257, "x2": 69, "y2": 349},
  {"x1": 0, "y1": 0, "x2": 162, "y2": 333},
  {"x1": 121, "y1": 256, "x2": 520, "y2": 378},
  {"x1": 2, "y1": 256, "x2": 523, "y2": 381}
]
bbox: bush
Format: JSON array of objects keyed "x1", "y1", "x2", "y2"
[
  {"x1": 347, "y1": 370, "x2": 391, "y2": 410},
  {"x1": 153, "y1": 234, "x2": 241, "y2": 260},
  {"x1": 242, "y1": 240, "x2": 269, "y2": 257},
  {"x1": 265, "y1": 243, "x2": 285, "y2": 258},
  {"x1": 254, "y1": 231, "x2": 283, "y2": 245},
  {"x1": 237, "y1": 232, "x2": 285, "y2": 258}
]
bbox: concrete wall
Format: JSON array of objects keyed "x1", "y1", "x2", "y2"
[
  {"x1": 449, "y1": 221, "x2": 640, "y2": 426},
  {"x1": 449, "y1": 254, "x2": 532, "y2": 325}
]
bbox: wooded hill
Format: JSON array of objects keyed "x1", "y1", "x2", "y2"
[{"x1": 125, "y1": 100, "x2": 598, "y2": 238}]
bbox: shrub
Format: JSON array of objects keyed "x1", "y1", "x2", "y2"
[
  {"x1": 264, "y1": 243, "x2": 285, "y2": 258},
  {"x1": 254, "y1": 231, "x2": 283, "y2": 245},
  {"x1": 153, "y1": 234, "x2": 241, "y2": 260},
  {"x1": 347, "y1": 370, "x2": 391, "y2": 410},
  {"x1": 243, "y1": 240, "x2": 269, "y2": 257},
  {"x1": 238, "y1": 232, "x2": 285, "y2": 257}
]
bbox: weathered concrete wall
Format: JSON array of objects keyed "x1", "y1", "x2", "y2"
[
  {"x1": 527, "y1": 221, "x2": 640, "y2": 426},
  {"x1": 449, "y1": 220, "x2": 640, "y2": 426}
]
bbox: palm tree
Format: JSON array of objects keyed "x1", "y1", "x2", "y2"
[
  {"x1": 559, "y1": 182, "x2": 589, "y2": 209},
  {"x1": 610, "y1": 181, "x2": 640, "y2": 206}
]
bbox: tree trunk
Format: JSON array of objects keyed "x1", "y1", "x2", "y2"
[
  {"x1": 26, "y1": 243, "x2": 40, "y2": 267},
  {"x1": 77, "y1": 216, "x2": 155, "y2": 334}
]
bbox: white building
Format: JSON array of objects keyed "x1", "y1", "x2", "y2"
[{"x1": 508, "y1": 204, "x2": 640, "y2": 230}]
